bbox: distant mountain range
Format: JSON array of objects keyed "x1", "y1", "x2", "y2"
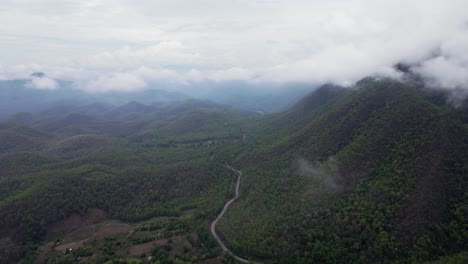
[
  {"x1": 0, "y1": 76, "x2": 466, "y2": 263},
  {"x1": 0, "y1": 75, "x2": 315, "y2": 120}
]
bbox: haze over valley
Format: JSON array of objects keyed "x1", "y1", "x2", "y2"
[{"x1": 0, "y1": 1, "x2": 467, "y2": 264}]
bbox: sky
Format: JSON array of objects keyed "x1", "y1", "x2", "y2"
[{"x1": 0, "y1": 0, "x2": 468, "y2": 93}]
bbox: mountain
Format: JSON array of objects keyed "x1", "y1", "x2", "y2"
[
  {"x1": 0, "y1": 98, "x2": 258, "y2": 263},
  {"x1": 0, "y1": 78, "x2": 314, "y2": 121},
  {"x1": 182, "y1": 80, "x2": 316, "y2": 113},
  {"x1": 0, "y1": 78, "x2": 191, "y2": 120},
  {"x1": 217, "y1": 78, "x2": 468, "y2": 263},
  {"x1": 0, "y1": 78, "x2": 466, "y2": 263},
  {"x1": 0, "y1": 122, "x2": 52, "y2": 154}
]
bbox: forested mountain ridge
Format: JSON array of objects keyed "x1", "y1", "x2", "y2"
[
  {"x1": 0, "y1": 78, "x2": 312, "y2": 119},
  {"x1": 0, "y1": 78, "x2": 467, "y2": 263},
  {"x1": 0, "y1": 100, "x2": 257, "y2": 263},
  {"x1": 0, "y1": 78, "x2": 193, "y2": 120},
  {"x1": 217, "y1": 78, "x2": 468, "y2": 263}
]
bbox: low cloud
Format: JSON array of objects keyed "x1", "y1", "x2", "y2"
[
  {"x1": 416, "y1": 57, "x2": 468, "y2": 89},
  {"x1": 414, "y1": 33, "x2": 468, "y2": 91},
  {"x1": 83, "y1": 72, "x2": 146, "y2": 93},
  {"x1": 207, "y1": 67, "x2": 255, "y2": 82},
  {"x1": 259, "y1": 46, "x2": 404, "y2": 85},
  {"x1": 78, "y1": 66, "x2": 256, "y2": 92},
  {"x1": 26, "y1": 76, "x2": 60, "y2": 90},
  {"x1": 77, "y1": 41, "x2": 205, "y2": 70},
  {"x1": 295, "y1": 157, "x2": 342, "y2": 194},
  {"x1": 0, "y1": 64, "x2": 42, "y2": 80},
  {"x1": 188, "y1": 67, "x2": 255, "y2": 82},
  {"x1": 1, "y1": 0, "x2": 468, "y2": 96},
  {"x1": 133, "y1": 66, "x2": 181, "y2": 82}
]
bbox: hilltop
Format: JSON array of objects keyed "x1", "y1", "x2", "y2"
[{"x1": 217, "y1": 78, "x2": 468, "y2": 263}]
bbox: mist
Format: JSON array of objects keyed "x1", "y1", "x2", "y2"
[
  {"x1": 0, "y1": 0, "x2": 467, "y2": 97},
  {"x1": 295, "y1": 157, "x2": 342, "y2": 195}
]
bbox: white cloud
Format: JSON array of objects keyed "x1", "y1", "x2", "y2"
[
  {"x1": 0, "y1": 0, "x2": 468, "y2": 93},
  {"x1": 132, "y1": 66, "x2": 182, "y2": 82},
  {"x1": 83, "y1": 72, "x2": 146, "y2": 93},
  {"x1": 76, "y1": 67, "x2": 255, "y2": 92},
  {"x1": 259, "y1": 44, "x2": 403, "y2": 85},
  {"x1": 416, "y1": 57, "x2": 468, "y2": 90},
  {"x1": 0, "y1": 64, "x2": 42, "y2": 80},
  {"x1": 414, "y1": 32, "x2": 468, "y2": 90},
  {"x1": 204, "y1": 68, "x2": 255, "y2": 82},
  {"x1": 77, "y1": 41, "x2": 205, "y2": 69},
  {"x1": 26, "y1": 76, "x2": 60, "y2": 90}
]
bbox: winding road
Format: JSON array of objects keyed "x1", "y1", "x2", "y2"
[{"x1": 210, "y1": 166, "x2": 260, "y2": 263}]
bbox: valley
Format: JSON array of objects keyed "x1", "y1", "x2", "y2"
[
  {"x1": 210, "y1": 167, "x2": 256, "y2": 264},
  {"x1": 2, "y1": 1, "x2": 468, "y2": 263},
  {"x1": 0, "y1": 78, "x2": 467, "y2": 264}
]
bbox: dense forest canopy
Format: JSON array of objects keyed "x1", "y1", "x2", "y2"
[
  {"x1": 0, "y1": 77, "x2": 467, "y2": 264},
  {"x1": 2, "y1": 1, "x2": 468, "y2": 263}
]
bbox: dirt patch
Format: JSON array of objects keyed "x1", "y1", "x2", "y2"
[
  {"x1": 127, "y1": 241, "x2": 158, "y2": 256},
  {"x1": 91, "y1": 223, "x2": 133, "y2": 240},
  {"x1": 38, "y1": 242, "x2": 54, "y2": 252},
  {"x1": 59, "y1": 222, "x2": 133, "y2": 245},
  {"x1": 38, "y1": 221, "x2": 134, "y2": 263},
  {"x1": 62, "y1": 224, "x2": 99, "y2": 243},
  {"x1": 55, "y1": 239, "x2": 87, "y2": 253},
  {"x1": 127, "y1": 235, "x2": 188, "y2": 257},
  {"x1": 35, "y1": 242, "x2": 55, "y2": 264},
  {"x1": 168, "y1": 235, "x2": 189, "y2": 256},
  {"x1": 48, "y1": 208, "x2": 108, "y2": 234}
]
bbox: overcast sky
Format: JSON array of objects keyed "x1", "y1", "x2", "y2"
[{"x1": 0, "y1": 0, "x2": 467, "y2": 92}]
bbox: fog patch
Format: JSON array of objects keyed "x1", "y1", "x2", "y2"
[
  {"x1": 295, "y1": 157, "x2": 342, "y2": 195},
  {"x1": 83, "y1": 72, "x2": 147, "y2": 93},
  {"x1": 26, "y1": 75, "x2": 60, "y2": 90}
]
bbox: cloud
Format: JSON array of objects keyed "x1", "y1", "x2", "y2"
[
  {"x1": 295, "y1": 157, "x2": 342, "y2": 194},
  {"x1": 0, "y1": 0, "x2": 468, "y2": 94},
  {"x1": 416, "y1": 57, "x2": 468, "y2": 89},
  {"x1": 75, "y1": 67, "x2": 256, "y2": 92},
  {"x1": 186, "y1": 67, "x2": 255, "y2": 82},
  {"x1": 26, "y1": 76, "x2": 60, "y2": 90},
  {"x1": 77, "y1": 41, "x2": 205, "y2": 69},
  {"x1": 132, "y1": 66, "x2": 183, "y2": 82},
  {"x1": 0, "y1": 64, "x2": 42, "y2": 80},
  {"x1": 83, "y1": 72, "x2": 146, "y2": 93},
  {"x1": 206, "y1": 67, "x2": 255, "y2": 82},
  {"x1": 414, "y1": 33, "x2": 468, "y2": 91},
  {"x1": 259, "y1": 44, "x2": 403, "y2": 85}
]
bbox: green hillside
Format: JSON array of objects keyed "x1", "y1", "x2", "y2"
[
  {"x1": 217, "y1": 78, "x2": 468, "y2": 263},
  {"x1": 0, "y1": 100, "x2": 253, "y2": 264},
  {"x1": 0, "y1": 80, "x2": 466, "y2": 264}
]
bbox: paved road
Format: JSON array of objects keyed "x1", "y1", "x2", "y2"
[{"x1": 210, "y1": 166, "x2": 260, "y2": 263}]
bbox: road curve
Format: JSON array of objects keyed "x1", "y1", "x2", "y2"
[{"x1": 210, "y1": 166, "x2": 260, "y2": 263}]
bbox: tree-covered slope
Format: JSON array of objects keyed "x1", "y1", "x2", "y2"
[
  {"x1": 0, "y1": 79, "x2": 466, "y2": 264},
  {"x1": 217, "y1": 78, "x2": 468, "y2": 263},
  {"x1": 0, "y1": 99, "x2": 254, "y2": 263}
]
